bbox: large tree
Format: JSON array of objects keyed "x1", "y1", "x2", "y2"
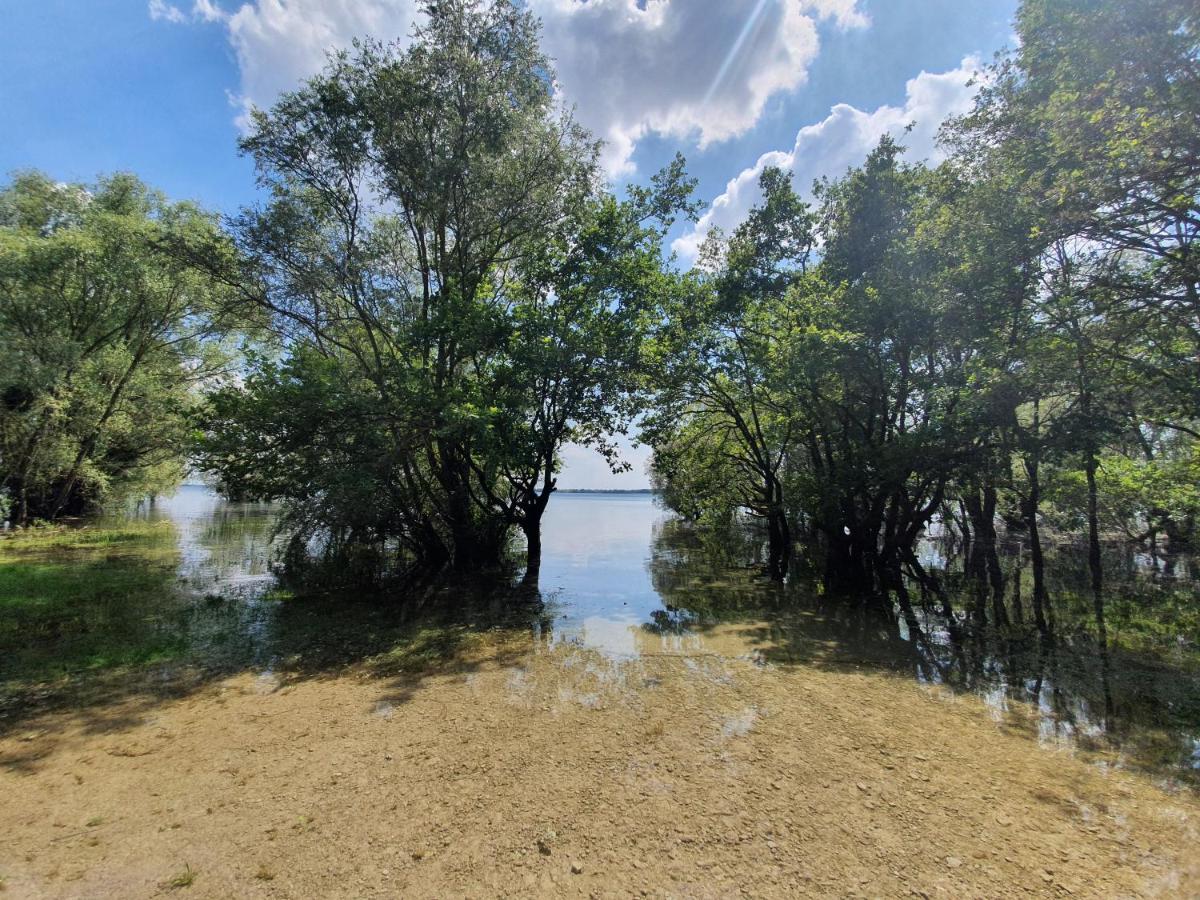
[
  {"x1": 0, "y1": 172, "x2": 238, "y2": 524},
  {"x1": 199, "y1": 0, "x2": 693, "y2": 586},
  {"x1": 647, "y1": 167, "x2": 813, "y2": 579}
]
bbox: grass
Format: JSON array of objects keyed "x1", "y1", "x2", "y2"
[
  {"x1": 0, "y1": 517, "x2": 525, "y2": 723},
  {"x1": 165, "y1": 864, "x2": 195, "y2": 889},
  {"x1": 0, "y1": 522, "x2": 190, "y2": 689}
]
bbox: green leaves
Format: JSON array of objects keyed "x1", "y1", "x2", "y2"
[
  {"x1": 200, "y1": 1, "x2": 696, "y2": 579},
  {"x1": 0, "y1": 172, "x2": 241, "y2": 523}
]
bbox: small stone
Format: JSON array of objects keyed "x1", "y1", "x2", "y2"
[
  {"x1": 945, "y1": 856, "x2": 963, "y2": 869},
  {"x1": 571, "y1": 862, "x2": 584, "y2": 875}
]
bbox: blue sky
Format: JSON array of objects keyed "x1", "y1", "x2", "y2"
[{"x1": 0, "y1": 0, "x2": 1017, "y2": 488}]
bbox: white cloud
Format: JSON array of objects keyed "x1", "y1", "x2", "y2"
[
  {"x1": 149, "y1": 0, "x2": 865, "y2": 173},
  {"x1": 150, "y1": 0, "x2": 229, "y2": 24},
  {"x1": 531, "y1": 0, "x2": 867, "y2": 175},
  {"x1": 673, "y1": 57, "x2": 983, "y2": 262},
  {"x1": 148, "y1": 0, "x2": 189, "y2": 24},
  {"x1": 193, "y1": 0, "x2": 228, "y2": 23},
  {"x1": 147, "y1": 1, "x2": 420, "y2": 126},
  {"x1": 221, "y1": 1, "x2": 420, "y2": 129}
]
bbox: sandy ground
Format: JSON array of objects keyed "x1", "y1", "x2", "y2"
[{"x1": 1, "y1": 623, "x2": 1197, "y2": 899}]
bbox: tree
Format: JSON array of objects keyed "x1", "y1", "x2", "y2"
[
  {"x1": 0, "y1": 172, "x2": 238, "y2": 524},
  {"x1": 949, "y1": 0, "x2": 1200, "y2": 591},
  {"x1": 199, "y1": 0, "x2": 694, "y2": 586},
  {"x1": 647, "y1": 167, "x2": 813, "y2": 579}
]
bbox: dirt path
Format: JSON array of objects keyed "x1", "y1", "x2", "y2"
[{"x1": 1, "y1": 624, "x2": 1197, "y2": 898}]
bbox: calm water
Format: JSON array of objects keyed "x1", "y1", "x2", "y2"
[{"x1": 3, "y1": 485, "x2": 1199, "y2": 783}]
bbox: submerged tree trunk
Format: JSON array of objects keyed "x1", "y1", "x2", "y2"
[
  {"x1": 521, "y1": 520, "x2": 542, "y2": 589},
  {"x1": 1084, "y1": 448, "x2": 1103, "y2": 598},
  {"x1": 761, "y1": 473, "x2": 791, "y2": 581},
  {"x1": 766, "y1": 506, "x2": 791, "y2": 581},
  {"x1": 964, "y1": 483, "x2": 1007, "y2": 627},
  {"x1": 1022, "y1": 453, "x2": 1048, "y2": 634},
  {"x1": 518, "y1": 470, "x2": 555, "y2": 591},
  {"x1": 1010, "y1": 562, "x2": 1024, "y2": 625}
]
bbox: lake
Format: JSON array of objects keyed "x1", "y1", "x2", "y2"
[
  {"x1": 4, "y1": 486, "x2": 1200, "y2": 897},
  {"x1": 2, "y1": 484, "x2": 1198, "y2": 784}
]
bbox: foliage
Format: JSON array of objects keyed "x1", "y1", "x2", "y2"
[
  {"x1": 12, "y1": 0, "x2": 1195, "y2": 611},
  {"x1": 649, "y1": 0, "x2": 1200, "y2": 599},
  {"x1": 197, "y1": 0, "x2": 694, "y2": 585},
  {"x1": 0, "y1": 172, "x2": 240, "y2": 524}
]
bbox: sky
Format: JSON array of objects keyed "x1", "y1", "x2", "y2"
[{"x1": 0, "y1": 0, "x2": 1018, "y2": 489}]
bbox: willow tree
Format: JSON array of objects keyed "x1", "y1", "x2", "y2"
[
  {"x1": 0, "y1": 172, "x2": 237, "y2": 524},
  {"x1": 647, "y1": 167, "x2": 813, "y2": 579},
  {"x1": 200, "y1": 0, "x2": 692, "y2": 585}
]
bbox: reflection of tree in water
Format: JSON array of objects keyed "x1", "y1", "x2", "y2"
[
  {"x1": 645, "y1": 517, "x2": 1200, "y2": 781},
  {"x1": 645, "y1": 518, "x2": 921, "y2": 668}
]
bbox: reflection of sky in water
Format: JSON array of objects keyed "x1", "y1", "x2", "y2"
[
  {"x1": 535, "y1": 493, "x2": 667, "y2": 657},
  {"x1": 128, "y1": 486, "x2": 1199, "y2": 779},
  {"x1": 145, "y1": 485, "x2": 277, "y2": 596},
  {"x1": 152, "y1": 487, "x2": 681, "y2": 658}
]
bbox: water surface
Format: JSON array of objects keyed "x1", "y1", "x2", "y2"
[{"x1": 2, "y1": 485, "x2": 1198, "y2": 784}]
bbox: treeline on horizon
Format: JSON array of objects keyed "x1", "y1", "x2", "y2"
[{"x1": 0, "y1": 0, "x2": 1196, "y2": 601}]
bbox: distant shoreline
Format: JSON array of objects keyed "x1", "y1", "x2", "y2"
[
  {"x1": 556, "y1": 488, "x2": 655, "y2": 494},
  {"x1": 180, "y1": 483, "x2": 655, "y2": 495}
]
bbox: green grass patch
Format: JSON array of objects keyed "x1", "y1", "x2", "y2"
[{"x1": 0, "y1": 522, "x2": 189, "y2": 688}]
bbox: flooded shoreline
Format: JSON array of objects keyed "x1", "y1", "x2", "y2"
[
  {"x1": 2, "y1": 623, "x2": 1198, "y2": 898},
  {"x1": 2, "y1": 485, "x2": 1199, "y2": 786},
  {"x1": 2, "y1": 487, "x2": 1200, "y2": 896}
]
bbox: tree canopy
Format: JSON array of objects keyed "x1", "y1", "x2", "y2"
[
  {"x1": 6, "y1": 0, "x2": 1196, "y2": 611},
  {"x1": 195, "y1": 0, "x2": 696, "y2": 586},
  {"x1": 0, "y1": 172, "x2": 239, "y2": 523}
]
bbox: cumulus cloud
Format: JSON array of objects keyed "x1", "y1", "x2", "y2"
[
  {"x1": 220, "y1": 1, "x2": 420, "y2": 128},
  {"x1": 193, "y1": 0, "x2": 228, "y2": 23},
  {"x1": 149, "y1": 0, "x2": 865, "y2": 173},
  {"x1": 530, "y1": 0, "x2": 867, "y2": 175},
  {"x1": 149, "y1": 0, "x2": 228, "y2": 24},
  {"x1": 673, "y1": 57, "x2": 983, "y2": 263},
  {"x1": 148, "y1": 1, "x2": 420, "y2": 126}
]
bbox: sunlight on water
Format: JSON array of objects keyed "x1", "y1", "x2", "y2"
[{"x1": 3, "y1": 484, "x2": 1198, "y2": 784}]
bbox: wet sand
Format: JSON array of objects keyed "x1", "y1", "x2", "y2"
[{"x1": 1, "y1": 624, "x2": 1197, "y2": 899}]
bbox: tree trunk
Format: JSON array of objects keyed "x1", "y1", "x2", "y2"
[
  {"x1": 764, "y1": 476, "x2": 790, "y2": 581},
  {"x1": 521, "y1": 520, "x2": 542, "y2": 590},
  {"x1": 1084, "y1": 448, "x2": 1103, "y2": 597},
  {"x1": 1023, "y1": 456, "x2": 1048, "y2": 634},
  {"x1": 50, "y1": 343, "x2": 147, "y2": 520},
  {"x1": 1010, "y1": 562, "x2": 1024, "y2": 625}
]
